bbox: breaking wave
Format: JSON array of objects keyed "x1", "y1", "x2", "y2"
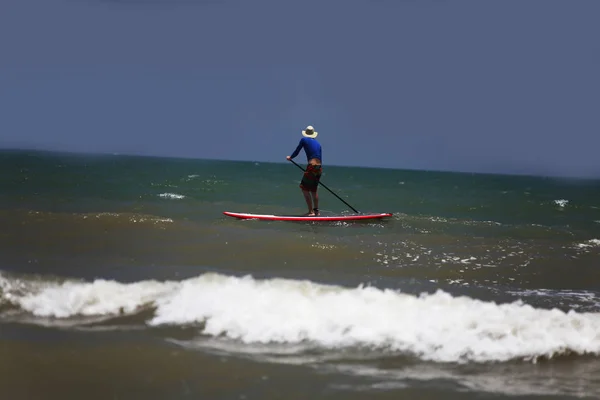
[{"x1": 1, "y1": 272, "x2": 600, "y2": 364}]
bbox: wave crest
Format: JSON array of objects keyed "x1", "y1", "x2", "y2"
[{"x1": 2, "y1": 272, "x2": 600, "y2": 363}]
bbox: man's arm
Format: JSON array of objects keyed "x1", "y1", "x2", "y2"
[{"x1": 288, "y1": 138, "x2": 304, "y2": 160}]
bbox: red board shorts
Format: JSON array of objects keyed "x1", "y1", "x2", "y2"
[{"x1": 300, "y1": 164, "x2": 322, "y2": 193}]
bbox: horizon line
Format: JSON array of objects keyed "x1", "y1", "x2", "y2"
[{"x1": 1, "y1": 146, "x2": 598, "y2": 182}]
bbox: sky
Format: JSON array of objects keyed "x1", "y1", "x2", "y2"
[{"x1": 1, "y1": 0, "x2": 599, "y2": 178}]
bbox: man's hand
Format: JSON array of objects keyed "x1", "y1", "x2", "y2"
[{"x1": 286, "y1": 156, "x2": 291, "y2": 161}]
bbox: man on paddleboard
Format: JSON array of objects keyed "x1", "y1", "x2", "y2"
[{"x1": 286, "y1": 125, "x2": 322, "y2": 216}]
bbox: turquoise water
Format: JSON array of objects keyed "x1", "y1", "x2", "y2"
[{"x1": 1, "y1": 149, "x2": 600, "y2": 399}]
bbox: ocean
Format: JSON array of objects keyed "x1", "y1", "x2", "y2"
[{"x1": 1, "y1": 148, "x2": 600, "y2": 399}]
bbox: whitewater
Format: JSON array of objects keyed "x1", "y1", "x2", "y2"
[{"x1": 2, "y1": 272, "x2": 599, "y2": 364}]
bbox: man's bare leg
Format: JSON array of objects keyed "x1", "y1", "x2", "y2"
[
  {"x1": 311, "y1": 191, "x2": 319, "y2": 215},
  {"x1": 302, "y1": 189, "x2": 313, "y2": 215}
]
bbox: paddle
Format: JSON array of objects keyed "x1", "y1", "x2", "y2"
[{"x1": 288, "y1": 159, "x2": 360, "y2": 214}]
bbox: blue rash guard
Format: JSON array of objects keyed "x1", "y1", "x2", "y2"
[{"x1": 290, "y1": 137, "x2": 322, "y2": 163}]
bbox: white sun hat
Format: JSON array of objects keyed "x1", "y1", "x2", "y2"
[{"x1": 302, "y1": 125, "x2": 318, "y2": 138}]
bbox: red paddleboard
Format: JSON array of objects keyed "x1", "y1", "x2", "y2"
[{"x1": 223, "y1": 211, "x2": 393, "y2": 222}]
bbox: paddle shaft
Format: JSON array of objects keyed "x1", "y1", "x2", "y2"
[{"x1": 288, "y1": 159, "x2": 360, "y2": 214}]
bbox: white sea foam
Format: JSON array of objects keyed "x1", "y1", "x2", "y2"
[
  {"x1": 129, "y1": 217, "x2": 173, "y2": 224},
  {"x1": 2, "y1": 273, "x2": 600, "y2": 363},
  {"x1": 554, "y1": 199, "x2": 569, "y2": 208},
  {"x1": 158, "y1": 193, "x2": 185, "y2": 199},
  {"x1": 575, "y1": 239, "x2": 600, "y2": 250},
  {"x1": 7, "y1": 278, "x2": 178, "y2": 318},
  {"x1": 80, "y1": 212, "x2": 173, "y2": 224}
]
